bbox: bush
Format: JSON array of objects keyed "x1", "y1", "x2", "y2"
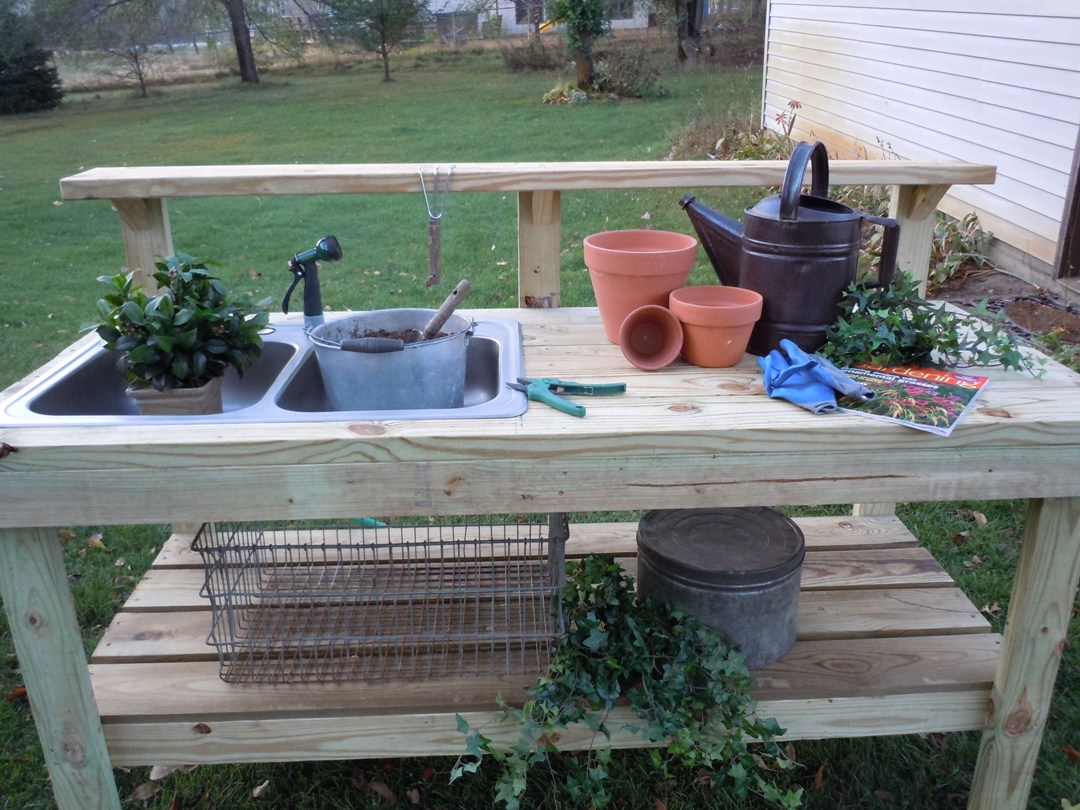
[
  {"x1": 593, "y1": 45, "x2": 665, "y2": 99},
  {"x1": 0, "y1": 5, "x2": 63, "y2": 115},
  {"x1": 501, "y1": 39, "x2": 562, "y2": 71}
]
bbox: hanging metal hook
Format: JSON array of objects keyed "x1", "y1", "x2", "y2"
[{"x1": 419, "y1": 164, "x2": 455, "y2": 287}]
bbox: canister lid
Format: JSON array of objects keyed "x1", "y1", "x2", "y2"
[{"x1": 637, "y1": 507, "x2": 805, "y2": 587}]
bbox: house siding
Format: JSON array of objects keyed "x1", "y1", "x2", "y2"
[{"x1": 763, "y1": 0, "x2": 1080, "y2": 277}]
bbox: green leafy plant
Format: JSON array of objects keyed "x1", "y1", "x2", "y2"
[
  {"x1": 593, "y1": 45, "x2": 666, "y2": 99},
  {"x1": 452, "y1": 554, "x2": 802, "y2": 809},
  {"x1": 927, "y1": 211, "x2": 992, "y2": 292},
  {"x1": 85, "y1": 253, "x2": 270, "y2": 391},
  {"x1": 821, "y1": 270, "x2": 1042, "y2": 376}
]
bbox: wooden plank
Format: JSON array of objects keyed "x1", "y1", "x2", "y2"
[
  {"x1": 89, "y1": 634, "x2": 1000, "y2": 722},
  {"x1": 113, "y1": 198, "x2": 172, "y2": 290},
  {"x1": 92, "y1": 587, "x2": 988, "y2": 665},
  {"x1": 0, "y1": 528, "x2": 121, "y2": 810},
  {"x1": 969, "y1": 497, "x2": 1080, "y2": 810},
  {"x1": 151, "y1": 516, "x2": 922, "y2": 569},
  {"x1": 517, "y1": 190, "x2": 561, "y2": 308},
  {"x1": 10, "y1": 441, "x2": 1080, "y2": 526},
  {"x1": 100, "y1": 689, "x2": 995, "y2": 766},
  {"x1": 58, "y1": 161, "x2": 997, "y2": 200},
  {"x1": 119, "y1": 545, "x2": 953, "y2": 613}
]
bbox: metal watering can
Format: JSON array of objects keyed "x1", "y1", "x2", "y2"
[{"x1": 680, "y1": 140, "x2": 899, "y2": 355}]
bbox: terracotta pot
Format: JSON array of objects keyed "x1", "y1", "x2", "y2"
[
  {"x1": 126, "y1": 377, "x2": 224, "y2": 416},
  {"x1": 584, "y1": 230, "x2": 698, "y2": 343},
  {"x1": 618, "y1": 305, "x2": 684, "y2": 371},
  {"x1": 668, "y1": 286, "x2": 764, "y2": 368}
]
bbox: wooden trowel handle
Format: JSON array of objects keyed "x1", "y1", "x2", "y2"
[{"x1": 422, "y1": 279, "x2": 471, "y2": 340}]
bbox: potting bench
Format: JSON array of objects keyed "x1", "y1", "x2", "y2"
[{"x1": 3, "y1": 161, "x2": 1079, "y2": 810}]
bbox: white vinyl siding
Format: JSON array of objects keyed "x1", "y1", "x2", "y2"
[{"x1": 763, "y1": 0, "x2": 1080, "y2": 273}]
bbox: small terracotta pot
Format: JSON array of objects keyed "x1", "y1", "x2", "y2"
[
  {"x1": 584, "y1": 230, "x2": 698, "y2": 343},
  {"x1": 669, "y1": 286, "x2": 764, "y2": 368},
  {"x1": 619, "y1": 305, "x2": 684, "y2": 371}
]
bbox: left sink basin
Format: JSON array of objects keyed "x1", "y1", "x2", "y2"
[{"x1": 0, "y1": 318, "x2": 527, "y2": 426}]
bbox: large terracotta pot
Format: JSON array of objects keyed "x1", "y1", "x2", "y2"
[
  {"x1": 669, "y1": 286, "x2": 763, "y2": 368},
  {"x1": 584, "y1": 230, "x2": 698, "y2": 343}
]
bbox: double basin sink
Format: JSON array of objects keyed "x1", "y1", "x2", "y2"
[{"x1": 0, "y1": 318, "x2": 527, "y2": 426}]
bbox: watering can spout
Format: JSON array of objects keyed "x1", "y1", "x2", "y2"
[{"x1": 679, "y1": 195, "x2": 742, "y2": 287}]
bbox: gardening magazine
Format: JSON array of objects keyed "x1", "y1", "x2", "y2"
[{"x1": 837, "y1": 363, "x2": 990, "y2": 436}]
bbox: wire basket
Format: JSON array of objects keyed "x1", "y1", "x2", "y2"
[{"x1": 191, "y1": 514, "x2": 568, "y2": 684}]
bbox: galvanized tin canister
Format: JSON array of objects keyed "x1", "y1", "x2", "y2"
[{"x1": 636, "y1": 507, "x2": 804, "y2": 668}]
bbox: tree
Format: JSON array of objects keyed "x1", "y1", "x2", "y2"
[
  {"x1": 327, "y1": 0, "x2": 429, "y2": 82},
  {"x1": 218, "y1": 0, "x2": 258, "y2": 83},
  {"x1": 547, "y1": 0, "x2": 608, "y2": 90},
  {"x1": 0, "y1": 2, "x2": 63, "y2": 114}
]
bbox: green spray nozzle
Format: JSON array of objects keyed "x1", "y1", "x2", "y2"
[{"x1": 293, "y1": 235, "x2": 342, "y2": 265}]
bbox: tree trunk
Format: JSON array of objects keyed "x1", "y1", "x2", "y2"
[
  {"x1": 219, "y1": 0, "x2": 259, "y2": 83},
  {"x1": 575, "y1": 34, "x2": 594, "y2": 90},
  {"x1": 380, "y1": 44, "x2": 391, "y2": 81},
  {"x1": 677, "y1": 0, "x2": 705, "y2": 61}
]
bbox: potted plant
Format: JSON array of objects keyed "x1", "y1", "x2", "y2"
[{"x1": 85, "y1": 253, "x2": 270, "y2": 415}]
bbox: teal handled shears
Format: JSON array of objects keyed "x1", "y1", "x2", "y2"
[{"x1": 507, "y1": 377, "x2": 626, "y2": 417}]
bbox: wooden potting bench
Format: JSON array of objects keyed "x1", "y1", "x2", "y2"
[{"x1": 3, "y1": 160, "x2": 1080, "y2": 810}]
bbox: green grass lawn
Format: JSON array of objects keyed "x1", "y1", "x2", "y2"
[{"x1": 1, "y1": 41, "x2": 1078, "y2": 809}]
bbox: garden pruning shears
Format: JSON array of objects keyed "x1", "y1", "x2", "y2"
[{"x1": 507, "y1": 377, "x2": 626, "y2": 418}]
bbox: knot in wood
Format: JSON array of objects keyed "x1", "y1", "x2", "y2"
[
  {"x1": 24, "y1": 609, "x2": 43, "y2": 630},
  {"x1": 668, "y1": 403, "x2": 700, "y2": 414},
  {"x1": 193, "y1": 723, "x2": 212, "y2": 735},
  {"x1": 349, "y1": 424, "x2": 387, "y2": 436},
  {"x1": 1004, "y1": 688, "x2": 1033, "y2": 736},
  {"x1": 61, "y1": 738, "x2": 85, "y2": 765}
]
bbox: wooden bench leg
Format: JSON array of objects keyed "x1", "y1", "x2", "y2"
[
  {"x1": 888, "y1": 183, "x2": 950, "y2": 295},
  {"x1": 968, "y1": 497, "x2": 1080, "y2": 809},
  {"x1": 113, "y1": 197, "x2": 173, "y2": 290},
  {"x1": 517, "y1": 189, "x2": 561, "y2": 308},
  {"x1": 0, "y1": 527, "x2": 121, "y2": 810}
]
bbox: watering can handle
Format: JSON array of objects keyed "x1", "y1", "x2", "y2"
[
  {"x1": 863, "y1": 213, "x2": 900, "y2": 288},
  {"x1": 779, "y1": 141, "x2": 830, "y2": 221}
]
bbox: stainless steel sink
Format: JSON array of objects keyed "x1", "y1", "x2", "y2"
[{"x1": 0, "y1": 318, "x2": 526, "y2": 426}]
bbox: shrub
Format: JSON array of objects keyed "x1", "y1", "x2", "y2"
[
  {"x1": 0, "y1": 6, "x2": 63, "y2": 115},
  {"x1": 501, "y1": 39, "x2": 562, "y2": 71},
  {"x1": 593, "y1": 45, "x2": 665, "y2": 99}
]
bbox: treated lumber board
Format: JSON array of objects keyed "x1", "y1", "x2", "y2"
[
  {"x1": 8, "y1": 445, "x2": 1080, "y2": 526},
  {"x1": 100, "y1": 689, "x2": 996, "y2": 766},
  {"x1": 152, "y1": 516, "x2": 922, "y2": 569},
  {"x1": 89, "y1": 634, "x2": 1000, "y2": 722},
  {"x1": 92, "y1": 588, "x2": 988, "y2": 665},
  {"x1": 120, "y1": 545, "x2": 952, "y2": 612},
  {"x1": 970, "y1": 497, "x2": 1080, "y2": 809},
  {"x1": 58, "y1": 161, "x2": 997, "y2": 200},
  {"x1": 0, "y1": 528, "x2": 122, "y2": 810}
]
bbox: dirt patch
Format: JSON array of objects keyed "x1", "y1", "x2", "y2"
[
  {"x1": 930, "y1": 265, "x2": 1080, "y2": 350},
  {"x1": 1005, "y1": 300, "x2": 1080, "y2": 343}
]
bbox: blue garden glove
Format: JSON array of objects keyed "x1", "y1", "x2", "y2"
[
  {"x1": 779, "y1": 340, "x2": 876, "y2": 403},
  {"x1": 759, "y1": 340, "x2": 876, "y2": 415}
]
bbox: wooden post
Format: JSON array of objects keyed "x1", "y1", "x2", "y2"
[
  {"x1": 0, "y1": 528, "x2": 121, "y2": 810},
  {"x1": 968, "y1": 497, "x2": 1080, "y2": 810},
  {"x1": 888, "y1": 183, "x2": 949, "y2": 295},
  {"x1": 113, "y1": 198, "x2": 173, "y2": 289},
  {"x1": 517, "y1": 190, "x2": 561, "y2": 308}
]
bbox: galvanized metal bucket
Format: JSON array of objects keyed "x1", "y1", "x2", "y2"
[
  {"x1": 636, "y1": 507, "x2": 804, "y2": 668},
  {"x1": 307, "y1": 309, "x2": 472, "y2": 411}
]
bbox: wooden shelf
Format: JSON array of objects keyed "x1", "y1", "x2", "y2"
[{"x1": 90, "y1": 515, "x2": 1000, "y2": 766}]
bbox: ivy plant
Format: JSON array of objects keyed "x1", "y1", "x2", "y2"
[
  {"x1": 821, "y1": 270, "x2": 1042, "y2": 376},
  {"x1": 452, "y1": 554, "x2": 802, "y2": 809}
]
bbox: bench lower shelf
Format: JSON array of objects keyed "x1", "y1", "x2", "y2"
[{"x1": 90, "y1": 515, "x2": 1000, "y2": 766}]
